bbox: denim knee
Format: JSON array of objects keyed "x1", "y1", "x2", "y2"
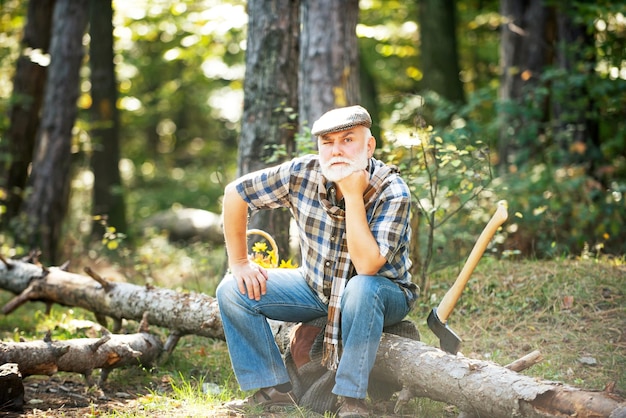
[
  {"x1": 341, "y1": 275, "x2": 409, "y2": 323},
  {"x1": 216, "y1": 274, "x2": 238, "y2": 304},
  {"x1": 342, "y1": 275, "x2": 381, "y2": 311},
  {"x1": 343, "y1": 275, "x2": 379, "y2": 298}
]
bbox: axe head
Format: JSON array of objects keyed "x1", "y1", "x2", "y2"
[{"x1": 427, "y1": 308, "x2": 461, "y2": 354}]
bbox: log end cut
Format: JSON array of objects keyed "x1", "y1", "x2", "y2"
[{"x1": 0, "y1": 363, "x2": 24, "y2": 412}]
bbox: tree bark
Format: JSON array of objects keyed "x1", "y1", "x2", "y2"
[
  {"x1": 1, "y1": 0, "x2": 55, "y2": 227},
  {"x1": 299, "y1": 0, "x2": 360, "y2": 133},
  {"x1": 0, "y1": 257, "x2": 624, "y2": 418},
  {"x1": 552, "y1": 4, "x2": 602, "y2": 181},
  {"x1": 498, "y1": 0, "x2": 550, "y2": 173},
  {"x1": 418, "y1": 0, "x2": 465, "y2": 104},
  {"x1": 0, "y1": 324, "x2": 162, "y2": 386},
  {"x1": 373, "y1": 334, "x2": 625, "y2": 418},
  {"x1": 23, "y1": 0, "x2": 89, "y2": 263},
  {"x1": 0, "y1": 258, "x2": 224, "y2": 348},
  {"x1": 238, "y1": 0, "x2": 300, "y2": 258},
  {"x1": 88, "y1": 0, "x2": 127, "y2": 239}
]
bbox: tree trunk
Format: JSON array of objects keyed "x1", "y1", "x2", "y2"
[
  {"x1": 1, "y1": 0, "x2": 55, "y2": 227},
  {"x1": 552, "y1": 4, "x2": 602, "y2": 180},
  {"x1": 0, "y1": 257, "x2": 624, "y2": 417},
  {"x1": 237, "y1": 0, "x2": 300, "y2": 258},
  {"x1": 88, "y1": 0, "x2": 127, "y2": 239},
  {"x1": 418, "y1": 0, "x2": 465, "y2": 104},
  {"x1": 498, "y1": 0, "x2": 550, "y2": 172},
  {"x1": 299, "y1": 0, "x2": 360, "y2": 135},
  {"x1": 23, "y1": 0, "x2": 89, "y2": 263},
  {"x1": 358, "y1": 54, "x2": 382, "y2": 141}
]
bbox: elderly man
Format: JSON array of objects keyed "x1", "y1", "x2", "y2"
[{"x1": 217, "y1": 105, "x2": 418, "y2": 417}]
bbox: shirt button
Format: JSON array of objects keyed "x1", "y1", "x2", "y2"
[{"x1": 325, "y1": 261, "x2": 331, "y2": 267}]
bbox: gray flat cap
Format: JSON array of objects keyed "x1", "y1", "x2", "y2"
[{"x1": 311, "y1": 105, "x2": 372, "y2": 136}]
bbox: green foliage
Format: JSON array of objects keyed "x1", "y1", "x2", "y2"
[
  {"x1": 94, "y1": 215, "x2": 128, "y2": 251},
  {"x1": 0, "y1": 0, "x2": 26, "y2": 232},
  {"x1": 113, "y1": 0, "x2": 246, "y2": 168},
  {"x1": 358, "y1": 0, "x2": 420, "y2": 95},
  {"x1": 104, "y1": 0, "x2": 244, "y2": 234},
  {"x1": 491, "y1": 3, "x2": 626, "y2": 257},
  {"x1": 263, "y1": 103, "x2": 316, "y2": 164},
  {"x1": 381, "y1": 90, "x2": 498, "y2": 285},
  {"x1": 497, "y1": 161, "x2": 625, "y2": 257},
  {"x1": 124, "y1": 162, "x2": 228, "y2": 227},
  {"x1": 0, "y1": 0, "x2": 25, "y2": 88}
]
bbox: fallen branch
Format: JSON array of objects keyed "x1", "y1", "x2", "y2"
[
  {"x1": 505, "y1": 349, "x2": 543, "y2": 372},
  {"x1": 0, "y1": 315, "x2": 163, "y2": 386}
]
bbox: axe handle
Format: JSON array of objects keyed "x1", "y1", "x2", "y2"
[{"x1": 436, "y1": 200, "x2": 509, "y2": 322}]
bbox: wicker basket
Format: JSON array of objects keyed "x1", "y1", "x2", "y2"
[{"x1": 246, "y1": 228, "x2": 279, "y2": 268}]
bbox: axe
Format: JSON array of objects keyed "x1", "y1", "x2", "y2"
[{"x1": 427, "y1": 200, "x2": 509, "y2": 354}]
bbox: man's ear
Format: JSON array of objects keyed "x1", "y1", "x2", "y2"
[{"x1": 367, "y1": 135, "x2": 376, "y2": 157}]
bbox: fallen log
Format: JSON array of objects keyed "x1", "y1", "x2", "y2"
[
  {"x1": 0, "y1": 315, "x2": 163, "y2": 386},
  {"x1": 141, "y1": 207, "x2": 224, "y2": 244},
  {"x1": 0, "y1": 256, "x2": 223, "y2": 353},
  {"x1": 0, "y1": 257, "x2": 624, "y2": 417},
  {"x1": 372, "y1": 334, "x2": 626, "y2": 418}
]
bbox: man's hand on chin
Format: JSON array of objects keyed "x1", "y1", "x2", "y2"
[{"x1": 337, "y1": 169, "x2": 370, "y2": 199}]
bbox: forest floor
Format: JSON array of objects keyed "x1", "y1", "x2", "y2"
[
  {"x1": 6, "y1": 376, "x2": 156, "y2": 418},
  {"x1": 6, "y1": 375, "x2": 444, "y2": 417},
  {"x1": 7, "y1": 376, "x2": 431, "y2": 417},
  {"x1": 1, "y1": 257, "x2": 624, "y2": 417}
]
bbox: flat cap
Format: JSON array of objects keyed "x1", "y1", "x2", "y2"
[{"x1": 311, "y1": 105, "x2": 372, "y2": 136}]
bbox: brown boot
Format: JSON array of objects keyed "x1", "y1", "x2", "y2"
[
  {"x1": 336, "y1": 397, "x2": 369, "y2": 418},
  {"x1": 225, "y1": 387, "x2": 296, "y2": 411}
]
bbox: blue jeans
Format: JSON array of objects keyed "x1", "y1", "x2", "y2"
[{"x1": 216, "y1": 268, "x2": 411, "y2": 399}]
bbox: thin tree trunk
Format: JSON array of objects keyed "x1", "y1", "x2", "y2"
[
  {"x1": 552, "y1": 5, "x2": 602, "y2": 181},
  {"x1": 1, "y1": 0, "x2": 55, "y2": 227},
  {"x1": 89, "y1": 0, "x2": 127, "y2": 239},
  {"x1": 238, "y1": 0, "x2": 300, "y2": 258},
  {"x1": 498, "y1": 0, "x2": 550, "y2": 172},
  {"x1": 419, "y1": 0, "x2": 465, "y2": 104},
  {"x1": 299, "y1": 0, "x2": 360, "y2": 136},
  {"x1": 23, "y1": 0, "x2": 89, "y2": 263},
  {"x1": 359, "y1": 54, "x2": 382, "y2": 141}
]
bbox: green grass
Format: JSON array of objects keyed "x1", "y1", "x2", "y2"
[
  {"x1": 414, "y1": 256, "x2": 626, "y2": 391},
  {"x1": 0, "y1": 244, "x2": 623, "y2": 417}
]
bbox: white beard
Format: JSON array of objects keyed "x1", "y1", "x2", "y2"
[{"x1": 320, "y1": 144, "x2": 369, "y2": 182}]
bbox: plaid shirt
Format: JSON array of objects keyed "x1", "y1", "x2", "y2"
[{"x1": 234, "y1": 154, "x2": 418, "y2": 306}]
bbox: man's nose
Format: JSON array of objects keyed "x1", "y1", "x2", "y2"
[{"x1": 332, "y1": 142, "x2": 343, "y2": 155}]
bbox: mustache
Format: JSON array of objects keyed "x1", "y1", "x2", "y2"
[{"x1": 322, "y1": 157, "x2": 355, "y2": 168}]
